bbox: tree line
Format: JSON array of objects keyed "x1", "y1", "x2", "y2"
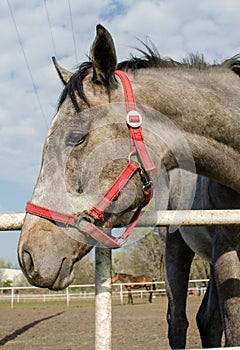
[{"x1": 73, "y1": 228, "x2": 210, "y2": 284}]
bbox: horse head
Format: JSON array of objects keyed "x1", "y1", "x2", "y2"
[
  {"x1": 18, "y1": 24, "x2": 240, "y2": 291},
  {"x1": 18, "y1": 25, "x2": 159, "y2": 290},
  {"x1": 112, "y1": 273, "x2": 120, "y2": 283}
]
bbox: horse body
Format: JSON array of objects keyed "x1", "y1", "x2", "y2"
[
  {"x1": 17, "y1": 25, "x2": 240, "y2": 346},
  {"x1": 159, "y1": 171, "x2": 240, "y2": 348},
  {"x1": 112, "y1": 273, "x2": 155, "y2": 304}
]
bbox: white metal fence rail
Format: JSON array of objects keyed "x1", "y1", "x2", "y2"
[{"x1": 1, "y1": 210, "x2": 240, "y2": 230}]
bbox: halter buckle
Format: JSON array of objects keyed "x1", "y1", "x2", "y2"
[{"x1": 139, "y1": 166, "x2": 152, "y2": 190}]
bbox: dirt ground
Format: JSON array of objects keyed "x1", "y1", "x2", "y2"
[{"x1": 0, "y1": 296, "x2": 203, "y2": 350}]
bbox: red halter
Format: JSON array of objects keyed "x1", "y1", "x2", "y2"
[{"x1": 25, "y1": 70, "x2": 155, "y2": 249}]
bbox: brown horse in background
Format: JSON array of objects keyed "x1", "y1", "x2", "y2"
[{"x1": 112, "y1": 272, "x2": 156, "y2": 304}]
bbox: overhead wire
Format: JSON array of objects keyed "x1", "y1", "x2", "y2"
[
  {"x1": 7, "y1": 0, "x2": 49, "y2": 128},
  {"x1": 45, "y1": 0, "x2": 78, "y2": 64},
  {"x1": 7, "y1": 0, "x2": 78, "y2": 130},
  {"x1": 67, "y1": 0, "x2": 78, "y2": 65},
  {"x1": 44, "y1": 0, "x2": 57, "y2": 57}
]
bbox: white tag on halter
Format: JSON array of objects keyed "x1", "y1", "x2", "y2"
[{"x1": 126, "y1": 110, "x2": 142, "y2": 128}]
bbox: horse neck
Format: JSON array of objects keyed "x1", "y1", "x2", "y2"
[
  {"x1": 118, "y1": 274, "x2": 130, "y2": 282},
  {"x1": 131, "y1": 69, "x2": 240, "y2": 192}
]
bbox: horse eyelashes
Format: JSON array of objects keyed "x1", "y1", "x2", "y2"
[{"x1": 65, "y1": 131, "x2": 88, "y2": 147}]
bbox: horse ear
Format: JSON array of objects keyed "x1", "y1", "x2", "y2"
[
  {"x1": 91, "y1": 24, "x2": 117, "y2": 87},
  {"x1": 52, "y1": 57, "x2": 73, "y2": 85}
]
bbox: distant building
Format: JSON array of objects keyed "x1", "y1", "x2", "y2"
[{"x1": 0, "y1": 268, "x2": 23, "y2": 284}]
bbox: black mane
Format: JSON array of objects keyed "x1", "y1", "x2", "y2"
[
  {"x1": 58, "y1": 44, "x2": 240, "y2": 111},
  {"x1": 118, "y1": 43, "x2": 240, "y2": 72}
]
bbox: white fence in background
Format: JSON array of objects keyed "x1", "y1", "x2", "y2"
[{"x1": 0, "y1": 279, "x2": 208, "y2": 309}]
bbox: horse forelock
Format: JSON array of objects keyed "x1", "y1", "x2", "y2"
[{"x1": 57, "y1": 61, "x2": 93, "y2": 112}]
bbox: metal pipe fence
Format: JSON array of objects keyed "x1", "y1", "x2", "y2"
[{"x1": 1, "y1": 210, "x2": 239, "y2": 350}]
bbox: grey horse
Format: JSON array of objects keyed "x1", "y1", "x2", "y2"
[
  {"x1": 159, "y1": 170, "x2": 240, "y2": 348},
  {"x1": 17, "y1": 25, "x2": 240, "y2": 347}
]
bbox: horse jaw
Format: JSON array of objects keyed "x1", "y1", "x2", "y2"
[{"x1": 18, "y1": 215, "x2": 92, "y2": 290}]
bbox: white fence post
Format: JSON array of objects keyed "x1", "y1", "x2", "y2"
[
  {"x1": 120, "y1": 284, "x2": 124, "y2": 305},
  {"x1": 95, "y1": 247, "x2": 112, "y2": 350},
  {"x1": 66, "y1": 287, "x2": 70, "y2": 307},
  {"x1": 11, "y1": 287, "x2": 14, "y2": 309}
]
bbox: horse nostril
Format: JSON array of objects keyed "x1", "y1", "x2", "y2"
[{"x1": 22, "y1": 251, "x2": 34, "y2": 275}]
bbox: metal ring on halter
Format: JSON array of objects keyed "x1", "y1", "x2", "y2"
[
  {"x1": 76, "y1": 210, "x2": 95, "y2": 224},
  {"x1": 128, "y1": 152, "x2": 133, "y2": 162},
  {"x1": 126, "y1": 110, "x2": 142, "y2": 128}
]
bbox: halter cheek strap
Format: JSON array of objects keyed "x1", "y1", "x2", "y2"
[{"x1": 25, "y1": 70, "x2": 155, "y2": 249}]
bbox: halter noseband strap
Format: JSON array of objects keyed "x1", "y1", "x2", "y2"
[{"x1": 25, "y1": 70, "x2": 155, "y2": 249}]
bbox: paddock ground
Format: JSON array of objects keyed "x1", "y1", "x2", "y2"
[{"x1": 0, "y1": 296, "x2": 205, "y2": 349}]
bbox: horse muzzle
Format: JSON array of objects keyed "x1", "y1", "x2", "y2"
[
  {"x1": 18, "y1": 215, "x2": 87, "y2": 290},
  {"x1": 19, "y1": 249, "x2": 75, "y2": 290}
]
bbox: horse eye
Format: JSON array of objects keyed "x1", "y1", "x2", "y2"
[{"x1": 65, "y1": 132, "x2": 88, "y2": 147}]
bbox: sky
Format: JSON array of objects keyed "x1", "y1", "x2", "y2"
[{"x1": 0, "y1": 0, "x2": 240, "y2": 266}]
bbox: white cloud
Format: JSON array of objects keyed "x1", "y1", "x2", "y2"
[{"x1": 107, "y1": 0, "x2": 240, "y2": 61}]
